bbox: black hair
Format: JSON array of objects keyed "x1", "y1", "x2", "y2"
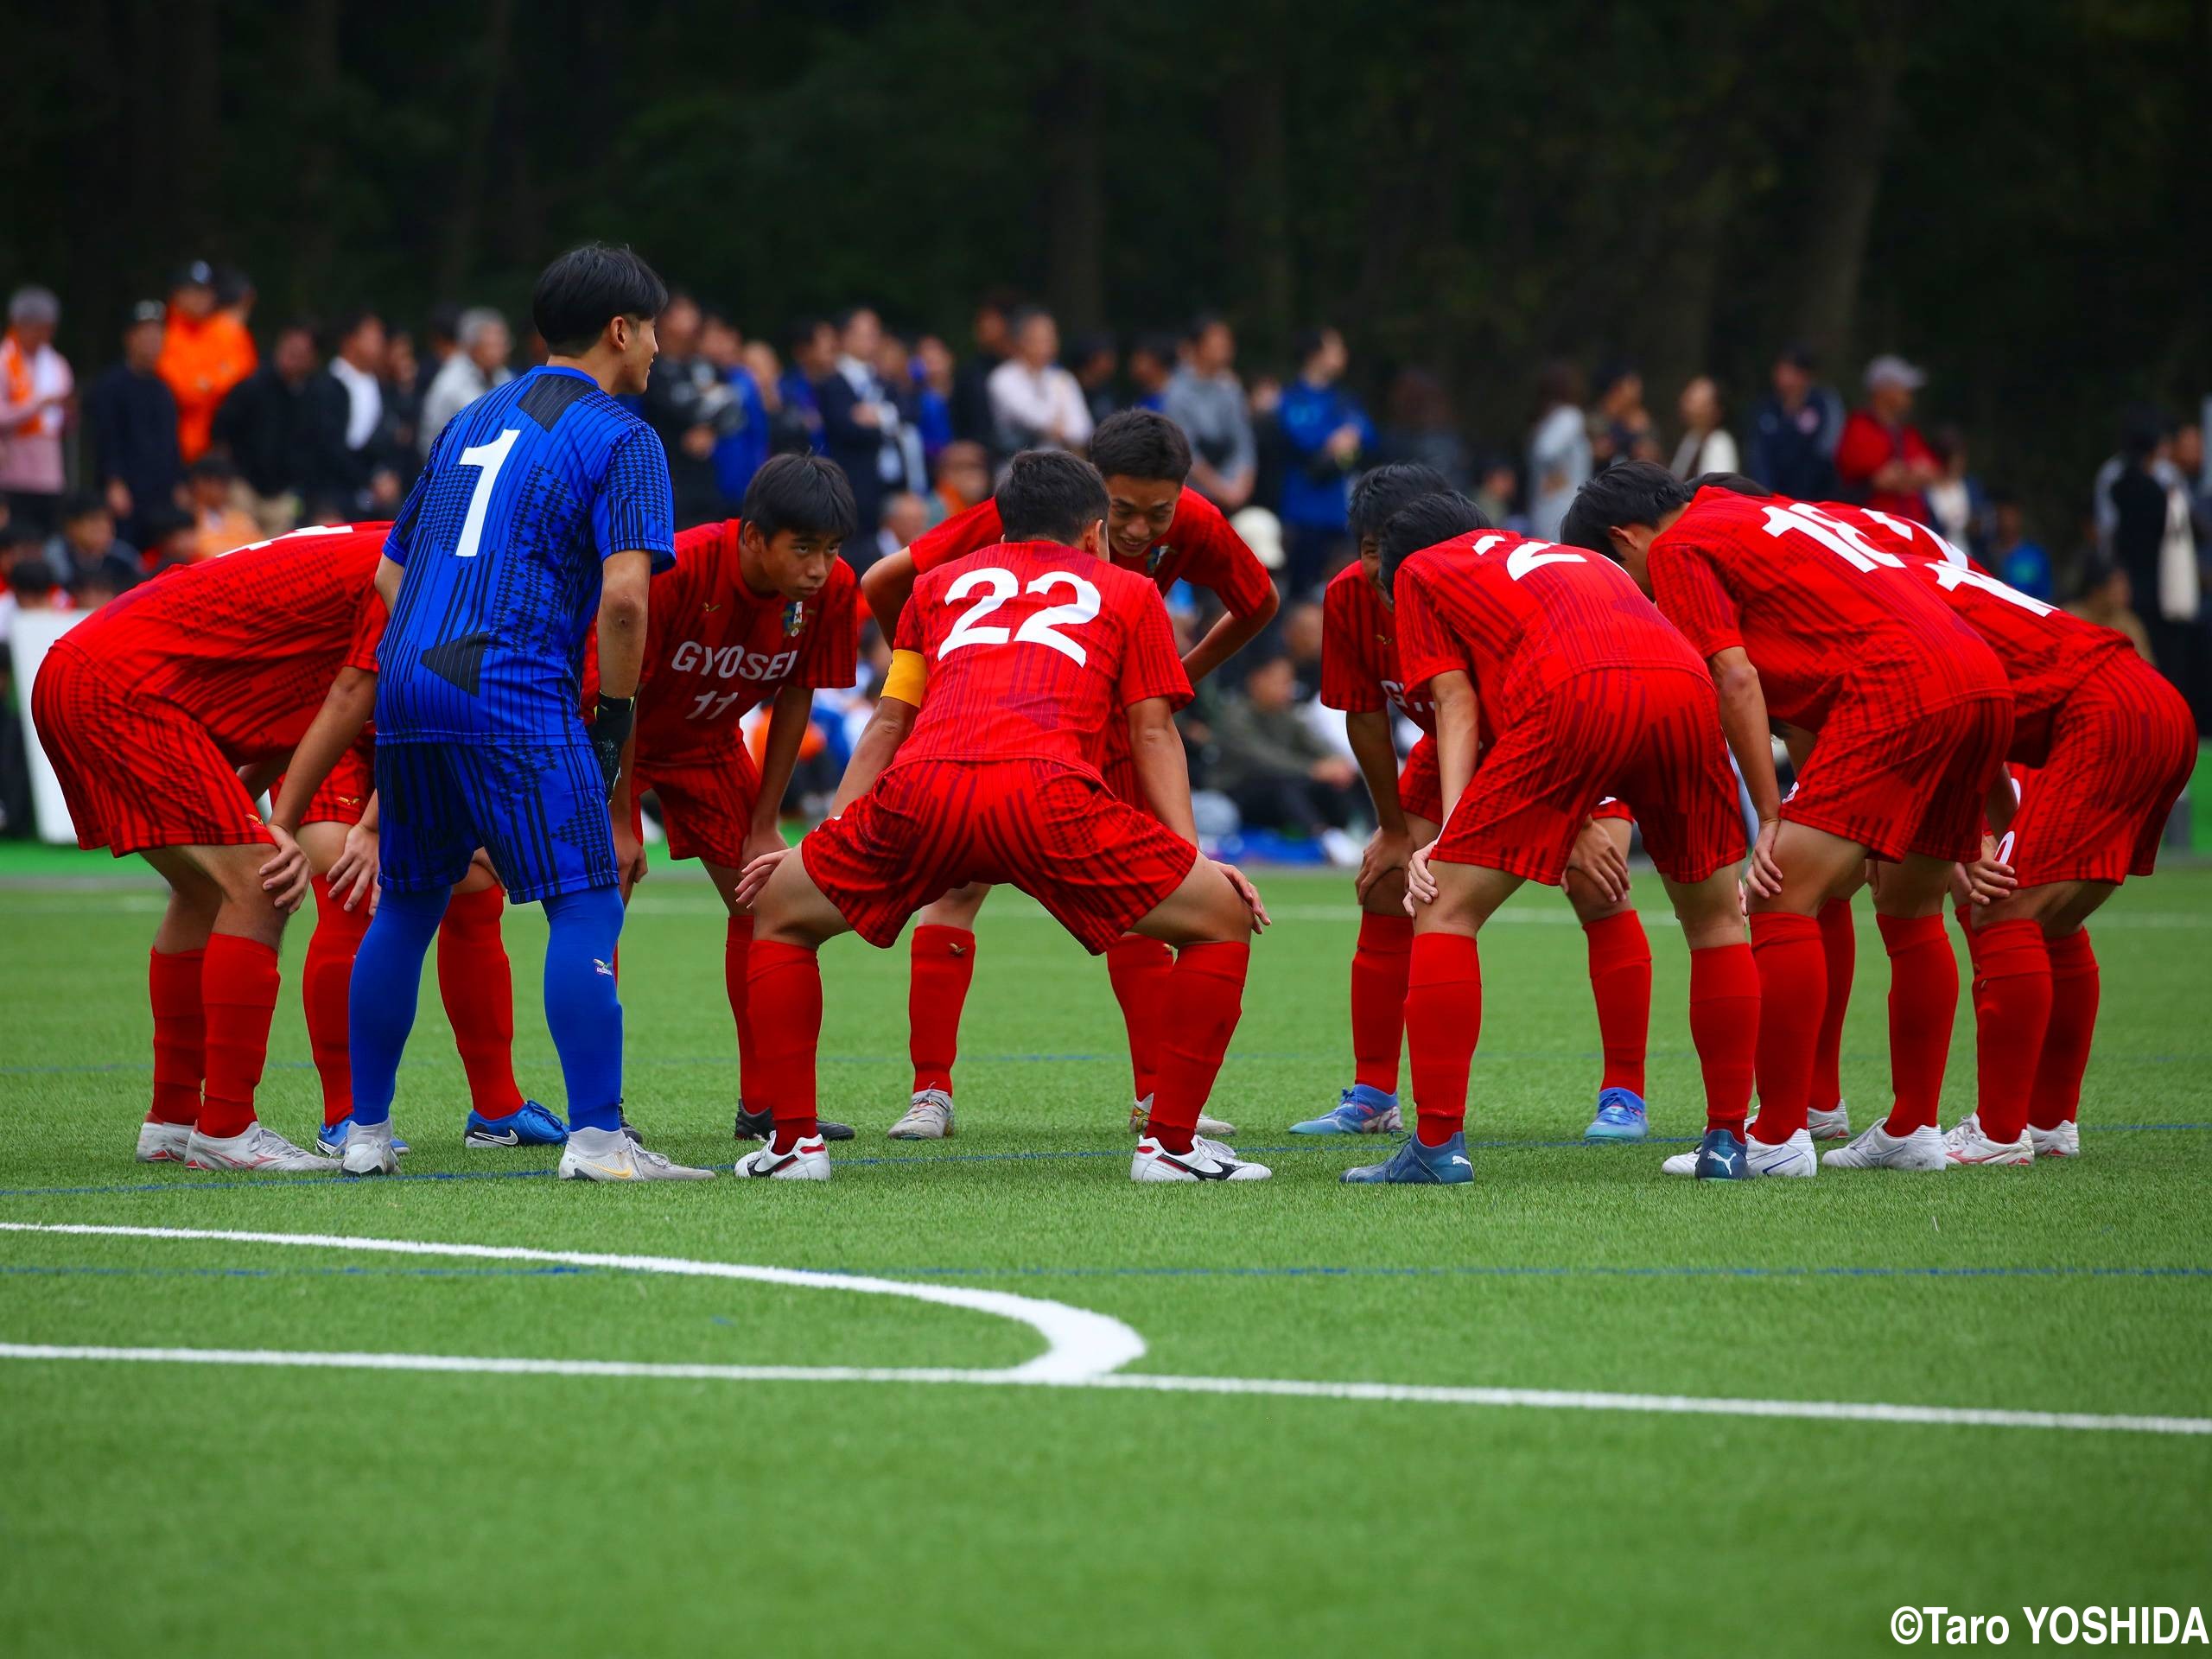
[
  {"x1": 1130, "y1": 332, "x2": 1179, "y2": 368},
  {"x1": 1377, "y1": 493, "x2": 1491, "y2": 593},
  {"x1": 1557, "y1": 459, "x2": 1692, "y2": 556},
  {"x1": 426, "y1": 302, "x2": 462, "y2": 346},
  {"x1": 1090, "y1": 409, "x2": 1191, "y2": 484},
  {"x1": 1291, "y1": 327, "x2": 1332, "y2": 365},
  {"x1": 995, "y1": 450, "x2": 1109, "y2": 544},
  {"x1": 1006, "y1": 304, "x2": 1054, "y2": 338},
  {"x1": 1688, "y1": 471, "x2": 1770, "y2": 498},
  {"x1": 1348, "y1": 462, "x2": 1452, "y2": 543},
  {"x1": 0, "y1": 520, "x2": 45, "y2": 550},
  {"x1": 1777, "y1": 341, "x2": 1817, "y2": 372},
  {"x1": 189, "y1": 454, "x2": 235, "y2": 482},
  {"x1": 741, "y1": 453, "x2": 858, "y2": 543},
  {"x1": 332, "y1": 307, "x2": 380, "y2": 346},
  {"x1": 531, "y1": 244, "x2": 668, "y2": 357},
  {"x1": 10, "y1": 561, "x2": 56, "y2": 596},
  {"x1": 831, "y1": 304, "x2": 875, "y2": 334},
  {"x1": 62, "y1": 491, "x2": 109, "y2": 522},
  {"x1": 1185, "y1": 311, "x2": 1229, "y2": 342}
]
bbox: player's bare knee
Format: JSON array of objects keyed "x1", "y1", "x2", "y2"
[
  {"x1": 1359, "y1": 869, "x2": 1408, "y2": 916},
  {"x1": 919, "y1": 882, "x2": 990, "y2": 929}
]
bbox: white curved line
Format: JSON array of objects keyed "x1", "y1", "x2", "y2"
[{"x1": 0, "y1": 1223, "x2": 1143, "y2": 1384}]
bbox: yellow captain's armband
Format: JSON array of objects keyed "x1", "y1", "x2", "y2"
[{"x1": 883, "y1": 649, "x2": 927, "y2": 708}]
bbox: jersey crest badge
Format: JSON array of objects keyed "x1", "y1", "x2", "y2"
[
  {"x1": 783, "y1": 600, "x2": 808, "y2": 637},
  {"x1": 1147, "y1": 543, "x2": 1173, "y2": 575}
]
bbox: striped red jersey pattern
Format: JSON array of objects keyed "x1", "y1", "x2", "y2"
[
  {"x1": 1319, "y1": 561, "x2": 1434, "y2": 734},
  {"x1": 1393, "y1": 531, "x2": 1709, "y2": 722},
  {"x1": 891, "y1": 541, "x2": 1191, "y2": 780},
  {"x1": 1646, "y1": 486, "x2": 2002, "y2": 729},
  {"x1": 58, "y1": 523, "x2": 387, "y2": 762}
]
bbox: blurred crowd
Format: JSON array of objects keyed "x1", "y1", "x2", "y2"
[{"x1": 3, "y1": 264, "x2": 2209, "y2": 851}]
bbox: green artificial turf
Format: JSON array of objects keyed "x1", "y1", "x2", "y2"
[{"x1": 3, "y1": 847, "x2": 2209, "y2": 1656}]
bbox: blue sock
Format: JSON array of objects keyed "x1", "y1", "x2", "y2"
[
  {"x1": 347, "y1": 885, "x2": 449, "y2": 1126},
  {"x1": 1349, "y1": 1083, "x2": 1398, "y2": 1110},
  {"x1": 543, "y1": 884, "x2": 626, "y2": 1133}
]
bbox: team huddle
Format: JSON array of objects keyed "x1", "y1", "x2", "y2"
[{"x1": 33, "y1": 247, "x2": 2193, "y2": 1186}]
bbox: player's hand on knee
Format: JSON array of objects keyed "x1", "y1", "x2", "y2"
[
  {"x1": 1746, "y1": 817, "x2": 1785, "y2": 899},
  {"x1": 734, "y1": 846, "x2": 792, "y2": 909},
  {"x1": 741, "y1": 826, "x2": 787, "y2": 873},
  {"x1": 1217, "y1": 861, "x2": 1271, "y2": 931},
  {"x1": 1404, "y1": 838, "x2": 1441, "y2": 912},
  {"x1": 1355, "y1": 827, "x2": 1411, "y2": 902},
  {"x1": 613, "y1": 826, "x2": 648, "y2": 895},
  {"x1": 1961, "y1": 836, "x2": 2017, "y2": 906},
  {"x1": 258, "y1": 825, "x2": 310, "y2": 913},
  {"x1": 1566, "y1": 818, "x2": 1631, "y2": 906},
  {"x1": 327, "y1": 823, "x2": 380, "y2": 912}
]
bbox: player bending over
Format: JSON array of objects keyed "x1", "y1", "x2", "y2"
[
  {"x1": 335, "y1": 243, "x2": 707, "y2": 1182},
  {"x1": 1339, "y1": 494, "x2": 1758, "y2": 1185},
  {"x1": 33, "y1": 523, "x2": 397, "y2": 1170},
  {"x1": 1561, "y1": 462, "x2": 2013, "y2": 1179},
  {"x1": 737, "y1": 450, "x2": 1273, "y2": 1183},
  {"x1": 594, "y1": 453, "x2": 864, "y2": 1144},
  {"x1": 858, "y1": 410, "x2": 1278, "y2": 1141},
  {"x1": 1294, "y1": 466, "x2": 1655, "y2": 1143}
]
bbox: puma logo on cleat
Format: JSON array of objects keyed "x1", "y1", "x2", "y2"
[
  {"x1": 1450, "y1": 1155, "x2": 1471, "y2": 1167},
  {"x1": 1709, "y1": 1149, "x2": 1737, "y2": 1172}
]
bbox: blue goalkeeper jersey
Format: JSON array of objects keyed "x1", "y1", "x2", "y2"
[{"x1": 375, "y1": 365, "x2": 675, "y2": 742}]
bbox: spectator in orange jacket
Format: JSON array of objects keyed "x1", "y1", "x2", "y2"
[{"x1": 156, "y1": 261, "x2": 257, "y2": 464}]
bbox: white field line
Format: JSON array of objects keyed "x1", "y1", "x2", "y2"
[{"x1": 3, "y1": 1224, "x2": 2207, "y2": 1435}]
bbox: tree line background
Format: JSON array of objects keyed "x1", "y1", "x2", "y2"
[{"x1": 6, "y1": 0, "x2": 2205, "y2": 543}]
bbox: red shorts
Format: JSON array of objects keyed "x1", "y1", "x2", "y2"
[
  {"x1": 29, "y1": 639, "x2": 270, "y2": 856},
  {"x1": 1785, "y1": 691, "x2": 2014, "y2": 864},
  {"x1": 629, "y1": 742, "x2": 762, "y2": 868},
  {"x1": 803, "y1": 758, "x2": 1198, "y2": 952},
  {"x1": 1401, "y1": 733, "x2": 1630, "y2": 830},
  {"x1": 291, "y1": 733, "x2": 378, "y2": 827},
  {"x1": 2005, "y1": 654, "x2": 2195, "y2": 887},
  {"x1": 1433, "y1": 666, "x2": 1740, "y2": 886}
]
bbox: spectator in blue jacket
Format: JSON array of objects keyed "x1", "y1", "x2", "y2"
[
  {"x1": 1745, "y1": 343, "x2": 1844, "y2": 500},
  {"x1": 1276, "y1": 327, "x2": 1374, "y2": 599},
  {"x1": 700, "y1": 309, "x2": 770, "y2": 507}
]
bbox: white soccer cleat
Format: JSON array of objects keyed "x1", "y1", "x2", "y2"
[
  {"x1": 2028, "y1": 1121, "x2": 2079, "y2": 1159},
  {"x1": 340, "y1": 1118, "x2": 400, "y2": 1178},
  {"x1": 734, "y1": 1137, "x2": 831, "y2": 1180},
  {"x1": 136, "y1": 1120, "x2": 193, "y2": 1163},
  {"x1": 557, "y1": 1125, "x2": 716, "y2": 1182},
  {"x1": 1131, "y1": 1134, "x2": 1271, "y2": 1182},
  {"x1": 1128, "y1": 1094, "x2": 1236, "y2": 1138},
  {"x1": 183, "y1": 1123, "x2": 335, "y2": 1173},
  {"x1": 1942, "y1": 1114, "x2": 2033, "y2": 1166},
  {"x1": 887, "y1": 1090, "x2": 955, "y2": 1140},
  {"x1": 1821, "y1": 1122, "x2": 1947, "y2": 1171},
  {"x1": 1660, "y1": 1149, "x2": 1700, "y2": 1176},
  {"x1": 1745, "y1": 1128, "x2": 1818, "y2": 1178},
  {"x1": 1808, "y1": 1102, "x2": 1852, "y2": 1141}
]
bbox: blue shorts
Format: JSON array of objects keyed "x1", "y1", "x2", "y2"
[{"x1": 375, "y1": 738, "x2": 616, "y2": 904}]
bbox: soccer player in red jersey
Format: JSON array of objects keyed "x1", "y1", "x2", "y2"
[
  {"x1": 736, "y1": 451, "x2": 1272, "y2": 1182},
  {"x1": 1808, "y1": 493, "x2": 2193, "y2": 1164},
  {"x1": 598, "y1": 454, "x2": 866, "y2": 1145},
  {"x1": 1561, "y1": 461, "x2": 2014, "y2": 1179},
  {"x1": 30, "y1": 524, "x2": 388, "y2": 1170},
  {"x1": 1299, "y1": 465, "x2": 1654, "y2": 1142},
  {"x1": 1338, "y1": 494, "x2": 1756, "y2": 1185},
  {"x1": 856, "y1": 410, "x2": 1278, "y2": 1141}
]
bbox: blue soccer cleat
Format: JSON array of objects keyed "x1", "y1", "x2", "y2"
[
  {"x1": 318, "y1": 1116, "x2": 407, "y2": 1158},
  {"x1": 462, "y1": 1100, "x2": 569, "y2": 1149},
  {"x1": 1584, "y1": 1086, "x2": 1649, "y2": 1143},
  {"x1": 1291, "y1": 1085, "x2": 1405, "y2": 1135},
  {"x1": 1661, "y1": 1126, "x2": 1751, "y2": 1180},
  {"x1": 1340, "y1": 1129, "x2": 1474, "y2": 1185}
]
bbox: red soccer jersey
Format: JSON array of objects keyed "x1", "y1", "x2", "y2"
[
  {"x1": 1824, "y1": 503, "x2": 2133, "y2": 766},
  {"x1": 1393, "y1": 531, "x2": 1708, "y2": 723},
  {"x1": 625, "y1": 519, "x2": 861, "y2": 764},
  {"x1": 908, "y1": 491, "x2": 1275, "y2": 624},
  {"x1": 60, "y1": 523, "x2": 387, "y2": 762},
  {"x1": 891, "y1": 540, "x2": 1192, "y2": 779},
  {"x1": 1319, "y1": 562, "x2": 1435, "y2": 734},
  {"x1": 1645, "y1": 486, "x2": 2000, "y2": 729}
]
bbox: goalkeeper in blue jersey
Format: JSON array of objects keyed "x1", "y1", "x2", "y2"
[{"x1": 334, "y1": 244, "x2": 712, "y2": 1180}]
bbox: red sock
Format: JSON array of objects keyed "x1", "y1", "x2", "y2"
[
  {"x1": 1748, "y1": 911, "x2": 1824, "y2": 1143},
  {"x1": 725, "y1": 913, "x2": 758, "y2": 1102},
  {"x1": 437, "y1": 884, "x2": 524, "y2": 1120},
  {"x1": 1582, "y1": 911, "x2": 1651, "y2": 1096},
  {"x1": 1349, "y1": 912, "x2": 1414, "y2": 1094},
  {"x1": 1876, "y1": 912, "x2": 1958, "y2": 1136},
  {"x1": 908, "y1": 925, "x2": 976, "y2": 1096},
  {"x1": 147, "y1": 947, "x2": 206, "y2": 1126},
  {"x1": 747, "y1": 939, "x2": 822, "y2": 1148},
  {"x1": 1106, "y1": 934, "x2": 1174, "y2": 1102},
  {"x1": 1405, "y1": 931, "x2": 1481, "y2": 1146},
  {"x1": 1144, "y1": 941, "x2": 1249, "y2": 1154},
  {"x1": 304, "y1": 879, "x2": 371, "y2": 1127},
  {"x1": 1688, "y1": 942, "x2": 1759, "y2": 1136},
  {"x1": 199, "y1": 933, "x2": 280, "y2": 1140},
  {"x1": 1811, "y1": 896, "x2": 1856, "y2": 1112},
  {"x1": 2031, "y1": 929, "x2": 2100, "y2": 1130},
  {"x1": 1969, "y1": 918, "x2": 2051, "y2": 1145}
]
